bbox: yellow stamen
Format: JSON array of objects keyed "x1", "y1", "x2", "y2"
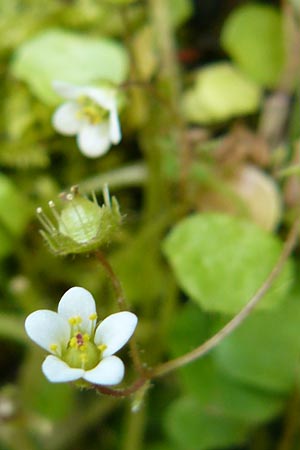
[
  {"x1": 83, "y1": 334, "x2": 90, "y2": 342},
  {"x1": 89, "y1": 313, "x2": 97, "y2": 321},
  {"x1": 68, "y1": 316, "x2": 82, "y2": 326},
  {"x1": 69, "y1": 336, "x2": 77, "y2": 348},
  {"x1": 50, "y1": 343, "x2": 58, "y2": 352}
]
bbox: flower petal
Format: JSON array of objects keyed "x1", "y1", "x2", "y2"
[
  {"x1": 25, "y1": 310, "x2": 70, "y2": 355},
  {"x1": 83, "y1": 356, "x2": 124, "y2": 385},
  {"x1": 52, "y1": 102, "x2": 82, "y2": 135},
  {"x1": 94, "y1": 311, "x2": 138, "y2": 357},
  {"x1": 109, "y1": 107, "x2": 122, "y2": 144},
  {"x1": 77, "y1": 123, "x2": 111, "y2": 158},
  {"x1": 52, "y1": 80, "x2": 82, "y2": 99},
  {"x1": 42, "y1": 355, "x2": 84, "y2": 383},
  {"x1": 58, "y1": 287, "x2": 97, "y2": 335},
  {"x1": 83, "y1": 87, "x2": 116, "y2": 110}
]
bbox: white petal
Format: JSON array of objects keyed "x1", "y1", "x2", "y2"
[
  {"x1": 42, "y1": 355, "x2": 84, "y2": 383},
  {"x1": 25, "y1": 310, "x2": 70, "y2": 355},
  {"x1": 52, "y1": 102, "x2": 82, "y2": 136},
  {"x1": 77, "y1": 123, "x2": 111, "y2": 158},
  {"x1": 109, "y1": 107, "x2": 122, "y2": 144},
  {"x1": 82, "y1": 87, "x2": 116, "y2": 110},
  {"x1": 58, "y1": 287, "x2": 96, "y2": 335},
  {"x1": 94, "y1": 311, "x2": 138, "y2": 357},
  {"x1": 83, "y1": 356, "x2": 124, "y2": 385},
  {"x1": 52, "y1": 80, "x2": 82, "y2": 99}
]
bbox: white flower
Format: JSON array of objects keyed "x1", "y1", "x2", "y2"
[
  {"x1": 24, "y1": 287, "x2": 137, "y2": 385},
  {"x1": 52, "y1": 81, "x2": 122, "y2": 158}
]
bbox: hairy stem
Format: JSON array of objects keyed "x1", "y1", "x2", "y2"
[
  {"x1": 94, "y1": 376, "x2": 148, "y2": 398},
  {"x1": 94, "y1": 251, "x2": 144, "y2": 375}
]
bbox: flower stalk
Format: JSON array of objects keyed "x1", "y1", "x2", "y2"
[
  {"x1": 94, "y1": 250, "x2": 145, "y2": 376},
  {"x1": 92, "y1": 213, "x2": 300, "y2": 396}
]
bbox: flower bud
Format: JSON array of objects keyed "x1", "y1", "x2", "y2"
[{"x1": 37, "y1": 185, "x2": 121, "y2": 255}]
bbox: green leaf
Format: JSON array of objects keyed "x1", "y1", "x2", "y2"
[
  {"x1": 0, "y1": 173, "x2": 32, "y2": 236},
  {"x1": 221, "y1": 4, "x2": 285, "y2": 87},
  {"x1": 169, "y1": 304, "x2": 285, "y2": 423},
  {"x1": 163, "y1": 213, "x2": 293, "y2": 314},
  {"x1": 165, "y1": 396, "x2": 249, "y2": 450},
  {"x1": 214, "y1": 288, "x2": 300, "y2": 393},
  {"x1": 183, "y1": 63, "x2": 261, "y2": 124},
  {"x1": 170, "y1": 0, "x2": 192, "y2": 27},
  {"x1": 11, "y1": 29, "x2": 129, "y2": 105}
]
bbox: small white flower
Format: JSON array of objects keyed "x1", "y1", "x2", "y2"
[
  {"x1": 52, "y1": 81, "x2": 122, "y2": 158},
  {"x1": 25, "y1": 287, "x2": 137, "y2": 385}
]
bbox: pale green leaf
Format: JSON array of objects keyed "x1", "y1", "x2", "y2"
[
  {"x1": 214, "y1": 288, "x2": 300, "y2": 392},
  {"x1": 165, "y1": 396, "x2": 249, "y2": 450},
  {"x1": 183, "y1": 63, "x2": 261, "y2": 124},
  {"x1": 221, "y1": 4, "x2": 285, "y2": 87},
  {"x1": 169, "y1": 303, "x2": 285, "y2": 423},
  {"x1": 163, "y1": 213, "x2": 293, "y2": 314},
  {"x1": 11, "y1": 29, "x2": 129, "y2": 105}
]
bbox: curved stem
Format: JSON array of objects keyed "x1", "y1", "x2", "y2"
[
  {"x1": 150, "y1": 215, "x2": 300, "y2": 378},
  {"x1": 94, "y1": 251, "x2": 144, "y2": 375},
  {"x1": 94, "y1": 376, "x2": 148, "y2": 398},
  {"x1": 93, "y1": 215, "x2": 300, "y2": 398}
]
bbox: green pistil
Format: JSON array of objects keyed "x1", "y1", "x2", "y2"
[{"x1": 62, "y1": 332, "x2": 103, "y2": 371}]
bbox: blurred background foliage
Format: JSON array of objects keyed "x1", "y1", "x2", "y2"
[{"x1": 1, "y1": 0, "x2": 300, "y2": 449}]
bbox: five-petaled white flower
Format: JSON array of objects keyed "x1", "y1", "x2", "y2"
[
  {"x1": 25, "y1": 287, "x2": 137, "y2": 385},
  {"x1": 52, "y1": 81, "x2": 122, "y2": 158}
]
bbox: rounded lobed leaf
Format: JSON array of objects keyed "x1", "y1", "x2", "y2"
[
  {"x1": 221, "y1": 4, "x2": 285, "y2": 87},
  {"x1": 165, "y1": 396, "x2": 249, "y2": 450},
  {"x1": 214, "y1": 288, "x2": 300, "y2": 393},
  {"x1": 11, "y1": 29, "x2": 129, "y2": 105},
  {"x1": 163, "y1": 213, "x2": 293, "y2": 314},
  {"x1": 182, "y1": 63, "x2": 261, "y2": 124}
]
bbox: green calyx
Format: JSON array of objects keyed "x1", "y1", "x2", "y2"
[{"x1": 37, "y1": 185, "x2": 122, "y2": 256}]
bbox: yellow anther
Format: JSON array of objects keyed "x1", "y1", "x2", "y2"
[
  {"x1": 68, "y1": 316, "x2": 82, "y2": 326},
  {"x1": 50, "y1": 343, "x2": 58, "y2": 352},
  {"x1": 89, "y1": 313, "x2": 97, "y2": 321},
  {"x1": 79, "y1": 344, "x2": 87, "y2": 351},
  {"x1": 98, "y1": 344, "x2": 107, "y2": 353},
  {"x1": 69, "y1": 336, "x2": 77, "y2": 348},
  {"x1": 69, "y1": 317, "x2": 76, "y2": 325}
]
